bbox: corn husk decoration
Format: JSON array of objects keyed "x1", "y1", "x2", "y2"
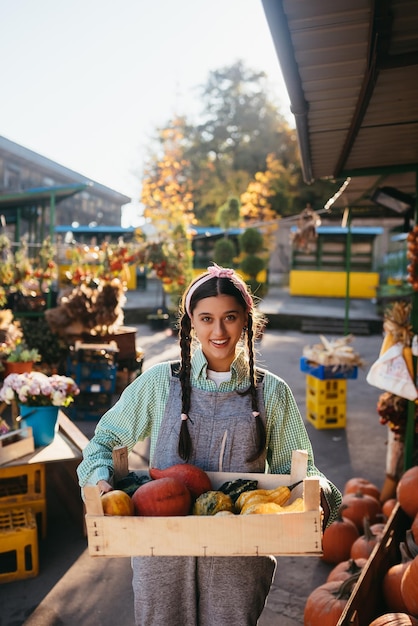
[
  {"x1": 303, "y1": 334, "x2": 364, "y2": 368},
  {"x1": 380, "y1": 301, "x2": 414, "y2": 379}
]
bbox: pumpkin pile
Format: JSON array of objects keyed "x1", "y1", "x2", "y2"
[
  {"x1": 101, "y1": 462, "x2": 305, "y2": 518},
  {"x1": 304, "y1": 470, "x2": 418, "y2": 625}
]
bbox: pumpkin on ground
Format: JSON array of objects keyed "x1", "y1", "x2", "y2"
[
  {"x1": 343, "y1": 477, "x2": 381, "y2": 501},
  {"x1": 326, "y1": 557, "x2": 367, "y2": 583},
  {"x1": 303, "y1": 575, "x2": 358, "y2": 626},
  {"x1": 397, "y1": 467, "x2": 418, "y2": 519},
  {"x1": 401, "y1": 554, "x2": 418, "y2": 617},
  {"x1": 341, "y1": 491, "x2": 383, "y2": 532},
  {"x1": 383, "y1": 498, "x2": 398, "y2": 519},
  {"x1": 321, "y1": 505, "x2": 360, "y2": 564},
  {"x1": 382, "y1": 544, "x2": 412, "y2": 613},
  {"x1": 411, "y1": 514, "x2": 418, "y2": 544},
  {"x1": 350, "y1": 517, "x2": 381, "y2": 560},
  {"x1": 369, "y1": 614, "x2": 418, "y2": 626}
]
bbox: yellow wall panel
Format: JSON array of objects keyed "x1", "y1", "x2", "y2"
[{"x1": 289, "y1": 270, "x2": 379, "y2": 298}]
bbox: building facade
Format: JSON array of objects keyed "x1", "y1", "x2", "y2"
[{"x1": 0, "y1": 135, "x2": 130, "y2": 227}]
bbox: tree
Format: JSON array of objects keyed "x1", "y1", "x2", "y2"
[
  {"x1": 140, "y1": 118, "x2": 195, "y2": 304},
  {"x1": 184, "y1": 61, "x2": 297, "y2": 223},
  {"x1": 238, "y1": 227, "x2": 267, "y2": 298},
  {"x1": 240, "y1": 154, "x2": 284, "y2": 258},
  {"x1": 216, "y1": 196, "x2": 241, "y2": 230}
]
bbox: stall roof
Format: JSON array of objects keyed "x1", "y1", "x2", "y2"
[
  {"x1": 0, "y1": 183, "x2": 90, "y2": 209},
  {"x1": 262, "y1": 0, "x2": 418, "y2": 213},
  {"x1": 55, "y1": 225, "x2": 135, "y2": 235},
  {"x1": 316, "y1": 226, "x2": 383, "y2": 235}
]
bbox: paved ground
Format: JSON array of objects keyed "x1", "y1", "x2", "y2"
[{"x1": 0, "y1": 284, "x2": 388, "y2": 626}]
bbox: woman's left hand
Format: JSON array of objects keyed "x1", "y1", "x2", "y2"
[{"x1": 97, "y1": 479, "x2": 113, "y2": 494}]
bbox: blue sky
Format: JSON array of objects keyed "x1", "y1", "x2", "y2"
[{"x1": 0, "y1": 0, "x2": 291, "y2": 223}]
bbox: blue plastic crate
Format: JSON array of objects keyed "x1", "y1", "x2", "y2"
[
  {"x1": 300, "y1": 356, "x2": 358, "y2": 380},
  {"x1": 66, "y1": 359, "x2": 117, "y2": 393}
]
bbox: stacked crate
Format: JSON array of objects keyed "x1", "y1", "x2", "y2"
[
  {"x1": 65, "y1": 342, "x2": 119, "y2": 421},
  {"x1": 0, "y1": 463, "x2": 46, "y2": 582},
  {"x1": 300, "y1": 357, "x2": 358, "y2": 429},
  {"x1": 0, "y1": 508, "x2": 39, "y2": 583},
  {"x1": 305, "y1": 375, "x2": 347, "y2": 429}
]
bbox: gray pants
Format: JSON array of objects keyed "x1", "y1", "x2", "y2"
[{"x1": 132, "y1": 555, "x2": 277, "y2": 626}]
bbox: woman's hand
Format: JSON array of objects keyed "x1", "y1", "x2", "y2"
[{"x1": 97, "y1": 479, "x2": 113, "y2": 494}]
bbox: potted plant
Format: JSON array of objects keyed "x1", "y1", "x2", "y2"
[
  {"x1": 2, "y1": 342, "x2": 41, "y2": 376},
  {"x1": 0, "y1": 310, "x2": 41, "y2": 376},
  {"x1": 0, "y1": 371, "x2": 80, "y2": 447}
]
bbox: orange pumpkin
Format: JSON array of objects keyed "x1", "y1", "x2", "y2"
[
  {"x1": 321, "y1": 505, "x2": 360, "y2": 564},
  {"x1": 383, "y1": 544, "x2": 412, "y2": 613},
  {"x1": 149, "y1": 463, "x2": 212, "y2": 500},
  {"x1": 411, "y1": 514, "x2": 418, "y2": 545},
  {"x1": 326, "y1": 557, "x2": 367, "y2": 583},
  {"x1": 369, "y1": 614, "x2": 418, "y2": 626},
  {"x1": 397, "y1": 467, "x2": 418, "y2": 519},
  {"x1": 401, "y1": 554, "x2": 418, "y2": 617},
  {"x1": 303, "y1": 576, "x2": 357, "y2": 626},
  {"x1": 132, "y1": 476, "x2": 192, "y2": 516},
  {"x1": 383, "y1": 499, "x2": 398, "y2": 520},
  {"x1": 350, "y1": 517, "x2": 381, "y2": 560},
  {"x1": 344, "y1": 477, "x2": 381, "y2": 501},
  {"x1": 341, "y1": 491, "x2": 383, "y2": 532}
]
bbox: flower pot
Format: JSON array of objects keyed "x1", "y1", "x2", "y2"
[
  {"x1": 4, "y1": 361, "x2": 33, "y2": 376},
  {"x1": 19, "y1": 405, "x2": 60, "y2": 447}
]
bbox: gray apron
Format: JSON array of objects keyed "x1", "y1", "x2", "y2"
[{"x1": 132, "y1": 371, "x2": 276, "y2": 626}]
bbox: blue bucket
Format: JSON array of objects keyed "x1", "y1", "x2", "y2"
[{"x1": 19, "y1": 405, "x2": 60, "y2": 447}]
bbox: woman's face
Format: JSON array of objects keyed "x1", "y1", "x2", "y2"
[{"x1": 190, "y1": 294, "x2": 247, "y2": 372}]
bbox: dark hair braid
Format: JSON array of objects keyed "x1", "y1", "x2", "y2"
[
  {"x1": 244, "y1": 312, "x2": 266, "y2": 463},
  {"x1": 178, "y1": 314, "x2": 193, "y2": 461}
]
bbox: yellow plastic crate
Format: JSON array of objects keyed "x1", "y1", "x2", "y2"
[
  {"x1": 0, "y1": 508, "x2": 39, "y2": 583},
  {"x1": 0, "y1": 463, "x2": 47, "y2": 538},
  {"x1": 306, "y1": 398, "x2": 346, "y2": 429},
  {"x1": 306, "y1": 375, "x2": 347, "y2": 404}
]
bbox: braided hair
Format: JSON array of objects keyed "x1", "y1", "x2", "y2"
[{"x1": 177, "y1": 269, "x2": 267, "y2": 462}]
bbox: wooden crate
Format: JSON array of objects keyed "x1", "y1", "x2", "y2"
[
  {"x1": 336, "y1": 503, "x2": 410, "y2": 626},
  {"x1": 84, "y1": 450, "x2": 323, "y2": 558},
  {"x1": 0, "y1": 427, "x2": 34, "y2": 465}
]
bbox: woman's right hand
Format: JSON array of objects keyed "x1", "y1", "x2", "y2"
[{"x1": 97, "y1": 479, "x2": 113, "y2": 494}]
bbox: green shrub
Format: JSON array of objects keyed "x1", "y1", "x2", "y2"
[
  {"x1": 240, "y1": 254, "x2": 265, "y2": 278},
  {"x1": 239, "y1": 228, "x2": 263, "y2": 255},
  {"x1": 214, "y1": 238, "x2": 236, "y2": 267},
  {"x1": 20, "y1": 316, "x2": 69, "y2": 370}
]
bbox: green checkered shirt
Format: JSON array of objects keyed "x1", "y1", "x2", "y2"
[{"x1": 77, "y1": 348, "x2": 341, "y2": 521}]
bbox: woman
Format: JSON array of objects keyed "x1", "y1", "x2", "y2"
[{"x1": 78, "y1": 264, "x2": 341, "y2": 625}]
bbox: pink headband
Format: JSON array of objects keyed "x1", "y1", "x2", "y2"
[{"x1": 185, "y1": 264, "x2": 253, "y2": 317}]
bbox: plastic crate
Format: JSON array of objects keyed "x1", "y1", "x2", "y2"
[
  {"x1": 306, "y1": 398, "x2": 346, "y2": 429},
  {"x1": 64, "y1": 392, "x2": 113, "y2": 422},
  {"x1": 0, "y1": 463, "x2": 47, "y2": 538},
  {"x1": 66, "y1": 361, "x2": 117, "y2": 393},
  {"x1": 0, "y1": 508, "x2": 39, "y2": 582},
  {"x1": 300, "y1": 356, "x2": 358, "y2": 380},
  {"x1": 306, "y1": 375, "x2": 347, "y2": 404}
]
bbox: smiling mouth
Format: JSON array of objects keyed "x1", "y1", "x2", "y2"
[{"x1": 211, "y1": 339, "x2": 228, "y2": 346}]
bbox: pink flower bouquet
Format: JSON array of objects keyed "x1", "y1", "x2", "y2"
[{"x1": 0, "y1": 371, "x2": 79, "y2": 407}]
